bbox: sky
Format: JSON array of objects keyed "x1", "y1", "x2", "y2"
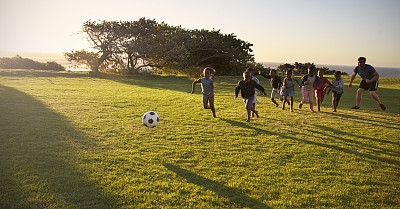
[{"x1": 1, "y1": 0, "x2": 399, "y2": 67}]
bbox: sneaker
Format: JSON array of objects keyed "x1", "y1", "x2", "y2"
[
  {"x1": 379, "y1": 103, "x2": 386, "y2": 111},
  {"x1": 351, "y1": 106, "x2": 360, "y2": 109}
]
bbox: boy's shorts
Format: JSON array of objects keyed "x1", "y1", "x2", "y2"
[
  {"x1": 281, "y1": 88, "x2": 294, "y2": 97},
  {"x1": 359, "y1": 80, "x2": 378, "y2": 91},
  {"x1": 202, "y1": 92, "x2": 214, "y2": 101},
  {"x1": 243, "y1": 95, "x2": 255, "y2": 110},
  {"x1": 332, "y1": 91, "x2": 343, "y2": 100},
  {"x1": 271, "y1": 88, "x2": 282, "y2": 99}
]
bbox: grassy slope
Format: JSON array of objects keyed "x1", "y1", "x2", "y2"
[{"x1": 0, "y1": 69, "x2": 399, "y2": 208}]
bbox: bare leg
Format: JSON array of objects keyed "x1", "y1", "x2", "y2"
[
  {"x1": 282, "y1": 97, "x2": 288, "y2": 110},
  {"x1": 290, "y1": 96, "x2": 294, "y2": 111},
  {"x1": 209, "y1": 98, "x2": 216, "y2": 118},
  {"x1": 309, "y1": 91, "x2": 314, "y2": 112},
  {"x1": 246, "y1": 109, "x2": 251, "y2": 122},
  {"x1": 271, "y1": 98, "x2": 279, "y2": 107},
  {"x1": 356, "y1": 88, "x2": 364, "y2": 107},
  {"x1": 252, "y1": 103, "x2": 256, "y2": 117},
  {"x1": 203, "y1": 100, "x2": 210, "y2": 109},
  {"x1": 369, "y1": 91, "x2": 382, "y2": 104}
]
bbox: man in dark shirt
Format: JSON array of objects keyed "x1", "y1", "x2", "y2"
[
  {"x1": 348, "y1": 57, "x2": 386, "y2": 111},
  {"x1": 235, "y1": 71, "x2": 266, "y2": 122},
  {"x1": 258, "y1": 69, "x2": 282, "y2": 107}
]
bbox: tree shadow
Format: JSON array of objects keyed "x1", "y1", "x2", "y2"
[
  {"x1": 0, "y1": 69, "x2": 195, "y2": 94},
  {"x1": 322, "y1": 111, "x2": 400, "y2": 131},
  {"x1": 0, "y1": 84, "x2": 118, "y2": 208},
  {"x1": 219, "y1": 118, "x2": 400, "y2": 167},
  {"x1": 302, "y1": 125, "x2": 400, "y2": 158},
  {"x1": 163, "y1": 163, "x2": 272, "y2": 209}
]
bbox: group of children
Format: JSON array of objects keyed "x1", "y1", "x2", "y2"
[{"x1": 192, "y1": 67, "x2": 344, "y2": 122}]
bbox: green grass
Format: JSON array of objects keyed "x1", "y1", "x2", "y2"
[{"x1": 0, "y1": 69, "x2": 399, "y2": 208}]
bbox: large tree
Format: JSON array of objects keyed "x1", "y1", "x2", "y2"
[
  {"x1": 66, "y1": 18, "x2": 256, "y2": 76},
  {"x1": 80, "y1": 20, "x2": 125, "y2": 73},
  {"x1": 152, "y1": 28, "x2": 255, "y2": 76}
]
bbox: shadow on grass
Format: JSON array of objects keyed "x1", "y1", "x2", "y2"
[
  {"x1": 0, "y1": 84, "x2": 118, "y2": 208},
  {"x1": 164, "y1": 163, "x2": 272, "y2": 209},
  {"x1": 322, "y1": 111, "x2": 400, "y2": 131},
  {"x1": 0, "y1": 69, "x2": 195, "y2": 94},
  {"x1": 306, "y1": 123, "x2": 400, "y2": 157},
  {"x1": 219, "y1": 118, "x2": 400, "y2": 167}
]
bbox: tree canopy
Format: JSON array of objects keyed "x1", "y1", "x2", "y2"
[
  {"x1": 275, "y1": 62, "x2": 347, "y2": 75},
  {"x1": 65, "y1": 18, "x2": 256, "y2": 76}
]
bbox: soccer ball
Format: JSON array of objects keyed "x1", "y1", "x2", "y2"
[{"x1": 142, "y1": 111, "x2": 159, "y2": 128}]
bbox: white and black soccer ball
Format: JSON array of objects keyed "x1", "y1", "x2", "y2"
[{"x1": 142, "y1": 111, "x2": 159, "y2": 128}]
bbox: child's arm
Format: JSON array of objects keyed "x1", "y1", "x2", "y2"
[
  {"x1": 254, "y1": 82, "x2": 267, "y2": 96},
  {"x1": 234, "y1": 81, "x2": 241, "y2": 99},
  {"x1": 294, "y1": 78, "x2": 301, "y2": 87},
  {"x1": 300, "y1": 75, "x2": 307, "y2": 86},
  {"x1": 283, "y1": 78, "x2": 287, "y2": 88},
  {"x1": 210, "y1": 80, "x2": 214, "y2": 95},
  {"x1": 258, "y1": 71, "x2": 271, "y2": 79},
  {"x1": 191, "y1": 79, "x2": 201, "y2": 94},
  {"x1": 323, "y1": 78, "x2": 332, "y2": 91}
]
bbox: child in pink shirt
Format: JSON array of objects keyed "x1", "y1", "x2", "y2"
[{"x1": 314, "y1": 69, "x2": 332, "y2": 112}]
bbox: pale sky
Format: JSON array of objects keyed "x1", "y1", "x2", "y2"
[{"x1": 1, "y1": 0, "x2": 399, "y2": 67}]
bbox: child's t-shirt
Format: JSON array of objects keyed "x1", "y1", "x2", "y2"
[
  {"x1": 283, "y1": 77, "x2": 296, "y2": 90},
  {"x1": 303, "y1": 75, "x2": 316, "y2": 91},
  {"x1": 200, "y1": 78, "x2": 213, "y2": 95},
  {"x1": 332, "y1": 78, "x2": 344, "y2": 94},
  {"x1": 315, "y1": 77, "x2": 330, "y2": 91}
]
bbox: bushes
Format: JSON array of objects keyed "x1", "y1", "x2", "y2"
[{"x1": 0, "y1": 55, "x2": 65, "y2": 71}]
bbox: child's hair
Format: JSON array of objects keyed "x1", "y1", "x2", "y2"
[
  {"x1": 308, "y1": 67, "x2": 315, "y2": 74},
  {"x1": 318, "y1": 68, "x2": 325, "y2": 73},
  {"x1": 245, "y1": 67, "x2": 255, "y2": 75},
  {"x1": 243, "y1": 70, "x2": 252, "y2": 76},
  {"x1": 203, "y1": 67, "x2": 215, "y2": 74},
  {"x1": 286, "y1": 70, "x2": 293, "y2": 75},
  {"x1": 270, "y1": 69, "x2": 277, "y2": 73},
  {"x1": 335, "y1": 71, "x2": 341, "y2": 75}
]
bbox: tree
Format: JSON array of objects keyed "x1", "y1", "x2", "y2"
[
  {"x1": 294, "y1": 62, "x2": 315, "y2": 75},
  {"x1": 153, "y1": 28, "x2": 255, "y2": 76},
  {"x1": 277, "y1": 63, "x2": 295, "y2": 74},
  {"x1": 64, "y1": 50, "x2": 99, "y2": 71},
  {"x1": 80, "y1": 20, "x2": 125, "y2": 73},
  {"x1": 66, "y1": 18, "x2": 256, "y2": 76}
]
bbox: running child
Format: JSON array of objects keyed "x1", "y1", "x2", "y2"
[
  {"x1": 191, "y1": 67, "x2": 216, "y2": 118},
  {"x1": 258, "y1": 69, "x2": 282, "y2": 107},
  {"x1": 280, "y1": 70, "x2": 301, "y2": 111},
  {"x1": 331, "y1": 71, "x2": 344, "y2": 112},
  {"x1": 235, "y1": 70, "x2": 267, "y2": 122},
  {"x1": 245, "y1": 68, "x2": 260, "y2": 117},
  {"x1": 314, "y1": 69, "x2": 332, "y2": 112},
  {"x1": 299, "y1": 67, "x2": 320, "y2": 112}
]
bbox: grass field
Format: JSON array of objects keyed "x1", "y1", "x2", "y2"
[{"x1": 0, "y1": 69, "x2": 399, "y2": 208}]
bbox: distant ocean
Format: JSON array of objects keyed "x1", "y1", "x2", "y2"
[
  {"x1": 1, "y1": 52, "x2": 399, "y2": 77},
  {"x1": 263, "y1": 62, "x2": 400, "y2": 78}
]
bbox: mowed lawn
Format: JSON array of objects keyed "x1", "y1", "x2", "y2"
[{"x1": 0, "y1": 69, "x2": 399, "y2": 208}]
